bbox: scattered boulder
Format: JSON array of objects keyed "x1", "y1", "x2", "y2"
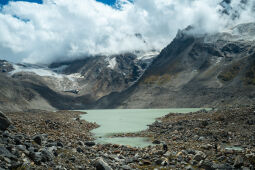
[
  {"x1": 77, "y1": 147, "x2": 84, "y2": 153},
  {"x1": 201, "y1": 144, "x2": 213, "y2": 150},
  {"x1": 85, "y1": 141, "x2": 96, "y2": 147},
  {"x1": 193, "y1": 151, "x2": 206, "y2": 162},
  {"x1": 198, "y1": 136, "x2": 205, "y2": 141},
  {"x1": 234, "y1": 155, "x2": 244, "y2": 168},
  {"x1": 152, "y1": 140, "x2": 161, "y2": 144},
  {"x1": 143, "y1": 159, "x2": 152, "y2": 165},
  {"x1": 0, "y1": 111, "x2": 11, "y2": 131},
  {"x1": 32, "y1": 135, "x2": 43, "y2": 145},
  {"x1": 155, "y1": 159, "x2": 163, "y2": 165},
  {"x1": 41, "y1": 149, "x2": 53, "y2": 162},
  {"x1": 163, "y1": 144, "x2": 168, "y2": 151},
  {"x1": 94, "y1": 157, "x2": 113, "y2": 170},
  {"x1": 78, "y1": 141, "x2": 85, "y2": 147},
  {"x1": 29, "y1": 152, "x2": 42, "y2": 165},
  {"x1": 57, "y1": 142, "x2": 64, "y2": 148},
  {"x1": 185, "y1": 165, "x2": 194, "y2": 170}
]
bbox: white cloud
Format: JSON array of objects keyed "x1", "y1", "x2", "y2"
[{"x1": 0, "y1": 0, "x2": 254, "y2": 64}]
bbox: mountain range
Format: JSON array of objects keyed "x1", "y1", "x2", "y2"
[{"x1": 1, "y1": 22, "x2": 255, "y2": 111}]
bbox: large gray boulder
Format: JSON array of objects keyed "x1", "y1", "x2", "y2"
[
  {"x1": 0, "y1": 111, "x2": 11, "y2": 131},
  {"x1": 94, "y1": 157, "x2": 113, "y2": 170}
]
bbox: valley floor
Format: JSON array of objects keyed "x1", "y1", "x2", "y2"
[{"x1": 1, "y1": 106, "x2": 255, "y2": 169}]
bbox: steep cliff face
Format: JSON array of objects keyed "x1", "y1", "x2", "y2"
[{"x1": 95, "y1": 23, "x2": 255, "y2": 108}]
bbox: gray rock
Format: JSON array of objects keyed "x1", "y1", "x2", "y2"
[
  {"x1": 77, "y1": 147, "x2": 84, "y2": 153},
  {"x1": 28, "y1": 147, "x2": 35, "y2": 153},
  {"x1": 94, "y1": 157, "x2": 113, "y2": 170},
  {"x1": 143, "y1": 160, "x2": 152, "y2": 165},
  {"x1": 193, "y1": 135, "x2": 199, "y2": 140},
  {"x1": 0, "y1": 111, "x2": 11, "y2": 131},
  {"x1": 161, "y1": 160, "x2": 168, "y2": 166},
  {"x1": 0, "y1": 146, "x2": 16, "y2": 159},
  {"x1": 187, "y1": 149, "x2": 196, "y2": 155},
  {"x1": 16, "y1": 145, "x2": 26, "y2": 151},
  {"x1": 76, "y1": 165, "x2": 85, "y2": 170},
  {"x1": 78, "y1": 141, "x2": 85, "y2": 147},
  {"x1": 69, "y1": 156, "x2": 76, "y2": 162},
  {"x1": 155, "y1": 159, "x2": 163, "y2": 165},
  {"x1": 234, "y1": 155, "x2": 244, "y2": 168},
  {"x1": 54, "y1": 165, "x2": 67, "y2": 170},
  {"x1": 29, "y1": 152, "x2": 42, "y2": 165},
  {"x1": 85, "y1": 141, "x2": 96, "y2": 147},
  {"x1": 198, "y1": 136, "x2": 205, "y2": 141},
  {"x1": 185, "y1": 165, "x2": 194, "y2": 170},
  {"x1": 200, "y1": 160, "x2": 214, "y2": 170},
  {"x1": 212, "y1": 163, "x2": 232, "y2": 170},
  {"x1": 152, "y1": 140, "x2": 161, "y2": 144},
  {"x1": 47, "y1": 146, "x2": 57, "y2": 156},
  {"x1": 121, "y1": 165, "x2": 132, "y2": 170},
  {"x1": 3, "y1": 157, "x2": 11, "y2": 164},
  {"x1": 201, "y1": 144, "x2": 213, "y2": 150},
  {"x1": 57, "y1": 142, "x2": 64, "y2": 148},
  {"x1": 193, "y1": 151, "x2": 206, "y2": 161},
  {"x1": 41, "y1": 149, "x2": 53, "y2": 162},
  {"x1": 163, "y1": 144, "x2": 168, "y2": 151},
  {"x1": 46, "y1": 142, "x2": 57, "y2": 147},
  {"x1": 32, "y1": 135, "x2": 43, "y2": 145}
]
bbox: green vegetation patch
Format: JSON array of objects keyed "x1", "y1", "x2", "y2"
[
  {"x1": 142, "y1": 74, "x2": 172, "y2": 85},
  {"x1": 218, "y1": 64, "x2": 241, "y2": 82}
]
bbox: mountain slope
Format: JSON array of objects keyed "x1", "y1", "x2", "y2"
[
  {"x1": 0, "y1": 52, "x2": 156, "y2": 111},
  {"x1": 95, "y1": 23, "x2": 255, "y2": 108},
  {"x1": 49, "y1": 52, "x2": 156, "y2": 99}
]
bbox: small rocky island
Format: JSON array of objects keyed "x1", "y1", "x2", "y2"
[{"x1": 1, "y1": 106, "x2": 255, "y2": 169}]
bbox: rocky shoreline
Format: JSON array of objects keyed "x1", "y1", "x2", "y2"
[
  {"x1": 136, "y1": 106, "x2": 255, "y2": 169},
  {"x1": 0, "y1": 106, "x2": 255, "y2": 169}
]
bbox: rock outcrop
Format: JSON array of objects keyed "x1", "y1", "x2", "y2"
[{"x1": 0, "y1": 111, "x2": 11, "y2": 131}]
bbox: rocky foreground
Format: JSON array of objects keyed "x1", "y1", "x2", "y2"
[{"x1": 0, "y1": 106, "x2": 255, "y2": 170}]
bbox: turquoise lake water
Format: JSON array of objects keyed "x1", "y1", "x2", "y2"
[{"x1": 80, "y1": 108, "x2": 208, "y2": 147}]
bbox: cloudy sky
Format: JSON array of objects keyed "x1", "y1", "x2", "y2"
[{"x1": 0, "y1": 0, "x2": 254, "y2": 64}]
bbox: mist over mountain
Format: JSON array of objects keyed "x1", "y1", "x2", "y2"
[
  {"x1": 93, "y1": 22, "x2": 255, "y2": 108},
  {"x1": 0, "y1": 0, "x2": 255, "y2": 110},
  {"x1": 0, "y1": 0, "x2": 255, "y2": 64}
]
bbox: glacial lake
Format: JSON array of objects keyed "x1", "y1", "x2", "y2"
[{"x1": 80, "y1": 109, "x2": 208, "y2": 147}]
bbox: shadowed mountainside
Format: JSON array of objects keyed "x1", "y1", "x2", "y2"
[{"x1": 0, "y1": 53, "x2": 155, "y2": 111}]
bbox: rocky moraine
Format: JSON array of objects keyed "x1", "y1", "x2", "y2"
[{"x1": 0, "y1": 105, "x2": 255, "y2": 169}]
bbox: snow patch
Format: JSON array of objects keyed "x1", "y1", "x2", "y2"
[
  {"x1": 215, "y1": 57, "x2": 223, "y2": 64},
  {"x1": 107, "y1": 57, "x2": 117, "y2": 69},
  {"x1": 11, "y1": 64, "x2": 64, "y2": 78},
  {"x1": 67, "y1": 73, "x2": 84, "y2": 80},
  {"x1": 137, "y1": 51, "x2": 159, "y2": 60}
]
